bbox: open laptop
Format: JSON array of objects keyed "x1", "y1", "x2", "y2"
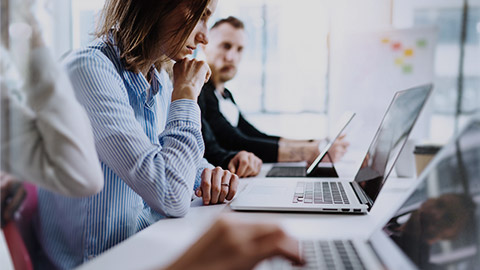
[
  {"x1": 266, "y1": 112, "x2": 355, "y2": 178},
  {"x1": 230, "y1": 84, "x2": 433, "y2": 214},
  {"x1": 262, "y1": 114, "x2": 480, "y2": 270}
]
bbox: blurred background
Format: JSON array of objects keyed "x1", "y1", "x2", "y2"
[{"x1": 2, "y1": 0, "x2": 480, "y2": 150}]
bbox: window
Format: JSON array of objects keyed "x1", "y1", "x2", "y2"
[
  {"x1": 213, "y1": 0, "x2": 329, "y2": 114},
  {"x1": 394, "y1": 0, "x2": 480, "y2": 142},
  {"x1": 212, "y1": 0, "x2": 392, "y2": 139},
  {"x1": 414, "y1": 6, "x2": 480, "y2": 115},
  {"x1": 71, "y1": 0, "x2": 104, "y2": 49}
]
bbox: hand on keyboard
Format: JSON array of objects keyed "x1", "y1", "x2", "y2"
[{"x1": 165, "y1": 215, "x2": 305, "y2": 270}]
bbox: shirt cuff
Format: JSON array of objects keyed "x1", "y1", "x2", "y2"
[
  {"x1": 193, "y1": 159, "x2": 214, "y2": 191},
  {"x1": 167, "y1": 99, "x2": 201, "y2": 127}
]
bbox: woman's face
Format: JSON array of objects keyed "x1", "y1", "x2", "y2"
[{"x1": 162, "y1": 0, "x2": 218, "y2": 61}]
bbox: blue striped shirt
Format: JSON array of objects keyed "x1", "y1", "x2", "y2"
[{"x1": 36, "y1": 38, "x2": 211, "y2": 269}]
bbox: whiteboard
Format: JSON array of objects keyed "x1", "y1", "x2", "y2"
[{"x1": 329, "y1": 26, "x2": 438, "y2": 160}]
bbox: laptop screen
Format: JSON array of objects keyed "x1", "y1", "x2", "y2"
[
  {"x1": 306, "y1": 112, "x2": 355, "y2": 175},
  {"x1": 353, "y1": 84, "x2": 432, "y2": 204},
  {"x1": 384, "y1": 118, "x2": 480, "y2": 269}
]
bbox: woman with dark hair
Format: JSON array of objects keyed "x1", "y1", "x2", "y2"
[{"x1": 34, "y1": 0, "x2": 244, "y2": 268}]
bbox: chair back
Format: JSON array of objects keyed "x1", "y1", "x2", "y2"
[
  {"x1": 3, "y1": 182, "x2": 38, "y2": 270},
  {"x1": 3, "y1": 222, "x2": 33, "y2": 270}
]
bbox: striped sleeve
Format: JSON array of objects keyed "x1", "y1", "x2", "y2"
[
  {"x1": 193, "y1": 158, "x2": 215, "y2": 191},
  {"x1": 64, "y1": 49, "x2": 204, "y2": 217}
]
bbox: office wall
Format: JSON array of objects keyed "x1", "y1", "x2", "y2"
[{"x1": 328, "y1": 0, "x2": 398, "y2": 156}]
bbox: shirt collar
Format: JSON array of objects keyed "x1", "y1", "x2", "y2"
[
  {"x1": 124, "y1": 69, "x2": 151, "y2": 97},
  {"x1": 205, "y1": 79, "x2": 231, "y2": 99}
]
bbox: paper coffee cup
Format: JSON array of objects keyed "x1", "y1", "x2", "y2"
[{"x1": 414, "y1": 145, "x2": 442, "y2": 176}]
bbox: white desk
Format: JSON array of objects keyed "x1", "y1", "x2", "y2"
[{"x1": 78, "y1": 163, "x2": 418, "y2": 270}]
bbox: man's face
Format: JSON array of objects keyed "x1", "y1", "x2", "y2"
[{"x1": 203, "y1": 23, "x2": 246, "y2": 83}]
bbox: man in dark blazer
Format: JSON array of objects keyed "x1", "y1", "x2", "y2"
[{"x1": 199, "y1": 17, "x2": 349, "y2": 177}]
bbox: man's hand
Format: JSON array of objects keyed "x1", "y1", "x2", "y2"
[
  {"x1": 228, "y1": 151, "x2": 262, "y2": 178},
  {"x1": 165, "y1": 215, "x2": 304, "y2": 270},
  {"x1": 324, "y1": 135, "x2": 349, "y2": 163},
  {"x1": 196, "y1": 167, "x2": 239, "y2": 205}
]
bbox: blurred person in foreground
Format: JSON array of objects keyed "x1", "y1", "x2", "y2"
[
  {"x1": 166, "y1": 215, "x2": 303, "y2": 270},
  {"x1": 0, "y1": 2, "x2": 103, "y2": 268},
  {"x1": 0, "y1": 2, "x2": 104, "y2": 226}
]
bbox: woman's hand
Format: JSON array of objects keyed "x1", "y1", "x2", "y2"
[
  {"x1": 196, "y1": 167, "x2": 239, "y2": 205},
  {"x1": 172, "y1": 59, "x2": 211, "y2": 101}
]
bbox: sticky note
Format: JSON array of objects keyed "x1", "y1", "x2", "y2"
[
  {"x1": 404, "y1": 49, "x2": 414, "y2": 57},
  {"x1": 395, "y1": 58, "x2": 404, "y2": 66},
  {"x1": 417, "y1": 39, "x2": 427, "y2": 48},
  {"x1": 403, "y1": 65, "x2": 413, "y2": 74},
  {"x1": 392, "y1": 42, "x2": 402, "y2": 51}
]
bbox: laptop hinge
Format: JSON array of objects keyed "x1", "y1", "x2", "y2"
[
  {"x1": 350, "y1": 181, "x2": 374, "y2": 210},
  {"x1": 307, "y1": 164, "x2": 339, "y2": 178}
]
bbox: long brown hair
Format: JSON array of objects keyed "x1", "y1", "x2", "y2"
[{"x1": 96, "y1": 0, "x2": 209, "y2": 73}]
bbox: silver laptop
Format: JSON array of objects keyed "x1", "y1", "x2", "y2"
[
  {"x1": 266, "y1": 112, "x2": 355, "y2": 178},
  {"x1": 230, "y1": 84, "x2": 433, "y2": 214},
  {"x1": 263, "y1": 114, "x2": 480, "y2": 270}
]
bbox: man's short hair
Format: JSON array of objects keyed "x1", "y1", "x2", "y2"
[{"x1": 211, "y1": 16, "x2": 245, "y2": 30}]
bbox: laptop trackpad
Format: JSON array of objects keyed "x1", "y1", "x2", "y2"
[{"x1": 249, "y1": 186, "x2": 288, "y2": 196}]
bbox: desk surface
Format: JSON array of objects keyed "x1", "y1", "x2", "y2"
[{"x1": 79, "y1": 161, "x2": 417, "y2": 270}]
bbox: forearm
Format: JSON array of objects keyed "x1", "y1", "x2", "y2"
[
  {"x1": 115, "y1": 101, "x2": 205, "y2": 217},
  {"x1": 277, "y1": 143, "x2": 311, "y2": 162},
  {"x1": 277, "y1": 140, "x2": 321, "y2": 163},
  {"x1": 278, "y1": 138, "x2": 317, "y2": 144},
  {"x1": 2, "y1": 48, "x2": 103, "y2": 196},
  {"x1": 1, "y1": 99, "x2": 99, "y2": 196}
]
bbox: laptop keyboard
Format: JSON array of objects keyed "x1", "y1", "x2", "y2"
[
  {"x1": 293, "y1": 181, "x2": 350, "y2": 204},
  {"x1": 300, "y1": 240, "x2": 366, "y2": 270},
  {"x1": 270, "y1": 240, "x2": 366, "y2": 270},
  {"x1": 266, "y1": 166, "x2": 306, "y2": 177}
]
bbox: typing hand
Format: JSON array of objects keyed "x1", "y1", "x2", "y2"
[
  {"x1": 165, "y1": 215, "x2": 304, "y2": 270},
  {"x1": 228, "y1": 151, "x2": 262, "y2": 178},
  {"x1": 196, "y1": 167, "x2": 238, "y2": 205}
]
